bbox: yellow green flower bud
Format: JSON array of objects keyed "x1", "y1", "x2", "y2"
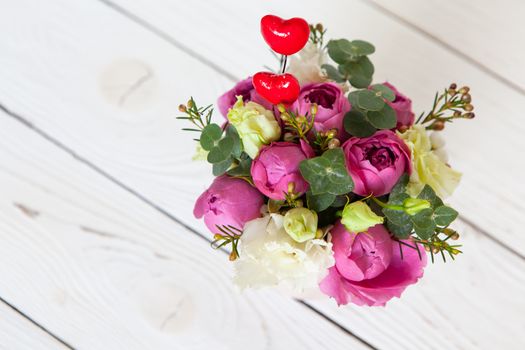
[
  {"x1": 341, "y1": 201, "x2": 384, "y2": 233},
  {"x1": 403, "y1": 197, "x2": 431, "y2": 216},
  {"x1": 283, "y1": 208, "x2": 318, "y2": 243}
]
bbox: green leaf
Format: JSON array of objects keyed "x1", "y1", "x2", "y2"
[
  {"x1": 387, "y1": 219, "x2": 414, "y2": 239},
  {"x1": 347, "y1": 40, "x2": 375, "y2": 56},
  {"x1": 299, "y1": 148, "x2": 354, "y2": 196},
  {"x1": 207, "y1": 136, "x2": 234, "y2": 163},
  {"x1": 306, "y1": 191, "x2": 336, "y2": 212},
  {"x1": 327, "y1": 39, "x2": 353, "y2": 64},
  {"x1": 390, "y1": 174, "x2": 410, "y2": 200},
  {"x1": 370, "y1": 84, "x2": 395, "y2": 102},
  {"x1": 212, "y1": 157, "x2": 233, "y2": 176},
  {"x1": 411, "y1": 208, "x2": 436, "y2": 240},
  {"x1": 344, "y1": 110, "x2": 376, "y2": 137},
  {"x1": 322, "y1": 64, "x2": 345, "y2": 83},
  {"x1": 341, "y1": 56, "x2": 374, "y2": 88},
  {"x1": 227, "y1": 156, "x2": 252, "y2": 177},
  {"x1": 226, "y1": 125, "x2": 242, "y2": 158},
  {"x1": 417, "y1": 185, "x2": 444, "y2": 208},
  {"x1": 200, "y1": 124, "x2": 222, "y2": 151},
  {"x1": 433, "y1": 206, "x2": 458, "y2": 226},
  {"x1": 356, "y1": 90, "x2": 385, "y2": 111},
  {"x1": 331, "y1": 195, "x2": 348, "y2": 208},
  {"x1": 367, "y1": 104, "x2": 397, "y2": 129},
  {"x1": 383, "y1": 208, "x2": 411, "y2": 227}
]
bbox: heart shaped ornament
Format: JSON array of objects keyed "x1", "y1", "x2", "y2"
[
  {"x1": 253, "y1": 72, "x2": 300, "y2": 105},
  {"x1": 261, "y1": 15, "x2": 310, "y2": 55}
]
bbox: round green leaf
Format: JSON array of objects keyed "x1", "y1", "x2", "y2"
[
  {"x1": 367, "y1": 104, "x2": 397, "y2": 129},
  {"x1": 200, "y1": 124, "x2": 222, "y2": 151},
  {"x1": 349, "y1": 40, "x2": 375, "y2": 56},
  {"x1": 322, "y1": 64, "x2": 345, "y2": 83},
  {"x1": 370, "y1": 84, "x2": 395, "y2": 102},
  {"x1": 207, "y1": 136, "x2": 234, "y2": 163},
  {"x1": 357, "y1": 90, "x2": 385, "y2": 111},
  {"x1": 344, "y1": 110, "x2": 376, "y2": 137},
  {"x1": 213, "y1": 157, "x2": 233, "y2": 176}
]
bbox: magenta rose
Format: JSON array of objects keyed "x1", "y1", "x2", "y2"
[
  {"x1": 193, "y1": 176, "x2": 264, "y2": 234},
  {"x1": 342, "y1": 130, "x2": 411, "y2": 196},
  {"x1": 292, "y1": 82, "x2": 351, "y2": 141},
  {"x1": 320, "y1": 222, "x2": 427, "y2": 306},
  {"x1": 217, "y1": 77, "x2": 272, "y2": 117},
  {"x1": 383, "y1": 82, "x2": 415, "y2": 129},
  {"x1": 251, "y1": 141, "x2": 313, "y2": 200}
]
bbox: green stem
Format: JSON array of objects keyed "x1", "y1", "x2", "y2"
[{"x1": 370, "y1": 197, "x2": 404, "y2": 211}]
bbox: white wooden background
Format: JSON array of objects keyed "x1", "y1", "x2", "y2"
[{"x1": 0, "y1": 0, "x2": 524, "y2": 349}]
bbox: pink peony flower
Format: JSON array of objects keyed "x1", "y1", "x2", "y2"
[
  {"x1": 383, "y1": 82, "x2": 415, "y2": 130},
  {"x1": 292, "y1": 82, "x2": 351, "y2": 141},
  {"x1": 251, "y1": 141, "x2": 313, "y2": 200},
  {"x1": 342, "y1": 130, "x2": 411, "y2": 196},
  {"x1": 217, "y1": 77, "x2": 272, "y2": 117},
  {"x1": 320, "y1": 222, "x2": 427, "y2": 306},
  {"x1": 193, "y1": 176, "x2": 264, "y2": 234}
]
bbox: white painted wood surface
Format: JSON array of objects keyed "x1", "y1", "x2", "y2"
[{"x1": 0, "y1": 0, "x2": 524, "y2": 349}]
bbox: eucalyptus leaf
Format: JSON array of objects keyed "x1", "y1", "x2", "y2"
[
  {"x1": 322, "y1": 64, "x2": 345, "y2": 83},
  {"x1": 357, "y1": 90, "x2": 385, "y2": 111},
  {"x1": 327, "y1": 39, "x2": 354, "y2": 64},
  {"x1": 342, "y1": 56, "x2": 374, "y2": 88},
  {"x1": 212, "y1": 157, "x2": 233, "y2": 176},
  {"x1": 433, "y1": 206, "x2": 458, "y2": 226},
  {"x1": 370, "y1": 84, "x2": 395, "y2": 102},
  {"x1": 299, "y1": 148, "x2": 354, "y2": 196},
  {"x1": 226, "y1": 125, "x2": 242, "y2": 158},
  {"x1": 348, "y1": 40, "x2": 375, "y2": 56},
  {"x1": 207, "y1": 136, "x2": 234, "y2": 163},
  {"x1": 227, "y1": 156, "x2": 252, "y2": 177},
  {"x1": 344, "y1": 110, "x2": 376, "y2": 137},
  {"x1": 200, "y1": 124, "x2": 222, "y2": 151},
  {"x1": 367, "y1": 104, "x2": 397, "y2": 129},
  {"x1": 306, "y1": 191, "x2": 336, "y2": 212}
]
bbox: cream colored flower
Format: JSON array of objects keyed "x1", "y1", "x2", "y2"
[
  {"x1": 288, "y1": 42, "x2": 328, "y2": 85},
  {"x1": 233, "y1": 214, "x2": 334, "y2": 295},
  {"x1": 399, "y1": 125, "x2": 461, "y2": 198},
  {"x1": 227, "y1": 96, "x2": 280, "y2": 158}
]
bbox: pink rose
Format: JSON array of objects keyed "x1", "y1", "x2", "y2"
[
  {"x1": 342, "y1": 130, "x2": 411, "y2": 196},
  {"x1": 292, "y1": 82, "x2": 351, "y2": 141},
  {"x1": 217, "y1": 77, "x2": 272, "y2": 117},
  {"x1": 383, "y1": 82, "x2": 415, "y2": 129},
  {"x1": 193, "y1": 176, "x2": 264, "y2": 234},
  {"x1": 251, "y1": 141, "x2": 313, "y2": 200},
  {"x1": 320, "y1": 222, "x2": 427, "y2": 306}
]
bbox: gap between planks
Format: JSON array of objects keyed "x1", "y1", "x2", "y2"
[
  {"x1": 92, "y1": 0, "x2": 525, "y2": 262},
  {"x1": 0, "y1": 101, "x2": 377, "y2": 350}
]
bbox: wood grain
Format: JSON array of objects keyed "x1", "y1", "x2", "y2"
[
  {"x1": 363, "y1": 0, "x2": 525, "y2": 93},
  {"x1": 0, "y1": 0, "x2": 524, "y2": 348},
  {"x1": 0, "y1": 302, "x2": 68, "y2": 349},
  {"x1": 0, "y1": 111, "x2": 370, "y2": 349},
  {"x1": 0, "y1": 0, "x2": 522, "y2": 256}
]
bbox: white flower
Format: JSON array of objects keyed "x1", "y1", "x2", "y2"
[
  {"x1": 287, "y1": 42, "x2": 328, "y2": 85},
  {"x1": 233, "y1": 213, "x2": 334, "y2": 296}
]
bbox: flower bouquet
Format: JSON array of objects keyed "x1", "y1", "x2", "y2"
[{"x1": 180, "y1": 15, "x2": 474, "y2": 306}]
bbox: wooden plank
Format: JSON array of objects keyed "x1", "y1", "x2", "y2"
[
  {"x1": 363, "y1": 0, "x2": 525, "y2": 93},
  {"x1": 0, "y1": 0, "x2": 522, "y2": 256},
  {"x1": 105, "y1": 0, "x2": 525, "y2": 256},
  {"x1": 0, "y1": 302, "x2": 68, "y2": 349},
  {"x1": 0, "y1": 112, "x2": 370, "y2": 349},
  {"x1": 0, "y1": 1, "x2": 522, "y2": 348}
]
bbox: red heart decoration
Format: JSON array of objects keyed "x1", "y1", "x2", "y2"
[
  {"x1": 261, "y1": 15, "x2": 310, "y2": 55},
  {"x1": 253, "y1": 72, "x2": 300, "y2": 105}
]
